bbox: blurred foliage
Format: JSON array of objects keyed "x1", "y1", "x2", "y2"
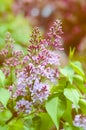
[
  {"x1": 0, "y1": 0, "x2": 32, "y2": 51},
  {"x1": 12, "y1": 0, "x2": 86, "y2": 53},
  {"x1": 0, "y1": 0, "x2": 12, "y2": 13}
]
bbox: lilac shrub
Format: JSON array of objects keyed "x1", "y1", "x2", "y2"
[
  {"x1": 0, "y1": 20, "x2": 63, "y2": 116},
  {"x1": 0, "y1": 20, "x2": 86, "y2": 130}
]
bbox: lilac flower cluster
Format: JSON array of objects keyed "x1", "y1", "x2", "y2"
[
  {"x1": 10, "y1": 71, "x2": 28, "y2": 98},
  {"x1": 0, "y1": 32, "x2": 23, "y2": 77},
  {"x1": 14, "y1": 98, "x2": 32, "y2": 114},
  {"x1": 46, "y1": 20, "x2": 63, "y2": 51},
  {"x1": 31, "y1": 80, "x2": 50, "y2": 103},
  {"x1": 3, "y1": 20, "x2": 63, "y2": 115},
  {"x1": 73, "y1": 114, "x2": 86, "y2": 130}
]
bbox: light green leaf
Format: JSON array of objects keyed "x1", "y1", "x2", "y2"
[
  {"x1": 24, "y1": 126, "x2": 30, "y2": 130},
  {"x1": 74, "y1": 76, "x2": 86, "y2": 94},
  {"x1": 0, "y1": 70, "x2": 5, "y2": 87},
  {"x1": 0, "y1": 88, "x2": 10, "y2": 107},
  {"x1": 0, "y1": 109, "x2": 12, "y2": 124},
  {"x1": 63, "y1": 100, "x2": 72, "y2": 124},
  {"x1": 0, "y1": 125, "x2": 8, "y2": 130},
  {"x1": 8, "y1": 119, "x2": 24, "y2": 130},
  {"x1": 64, "y1": 88, "x2": 80, "y2": 111},
  {"x1": 45, "y1": 95, "x2": 66, "y2": 129},
  {"x1": 74, "y1": 75, "x2": 84, "y2": 82},
  {"x1": 60, "y1": 66, "x2": 74, "y2": 84},
  {"x1": 70, "y1": 61, "x2": 84, "y2": 77}
]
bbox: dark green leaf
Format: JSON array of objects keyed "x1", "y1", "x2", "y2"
[{"x1": 38, "y1": 113, "x2": 54, "y2": 130}]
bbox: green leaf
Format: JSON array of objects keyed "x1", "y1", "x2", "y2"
[
  {"x1": 8, "y1": 119, "x2": 24, "y2": 130},
  {"x1": 74, "y1": 75, "x2": 84, "y2": 82},
  {"x1": 32, "y1": 116, "x2": 41, "y2": 130},
  {"x1": 0, "y1": 88, "x2": 10, "y2": 107},
  {"x1": 63, "y1": 100, "x2": 72, "y2": 124},
  {"x1": 24, "y1": 126, "x2": 30, "y2": 130},
  {"x1": 45, "y1": 95, "x2": 66, "y2": 129},
  {"x1": 26, "y1": 114, "x2": 53, "y2": 130},
  {"x1": 79, "y1": 99, "x2": 86, "y2": 115},
  {"x1": 64, "y1": 88, "x2": 80, "y2": 111},
  {"x1": 69, "y1": 47, "x2": 75, "y2": 59},
  {"x1": 24, "y1": 114, "x2": 36, "y2": 130},
  {"x1": 70, "y1": 61, "x2": 84, "y2": 77},
  {"x1": 51, "y1": 77, "x2": 67, "y2": 94},
  {"x1": 73, "y1": 75, "x2": 86, "y2": 94},
  {"x1": 38, "y1": 113, "x2": 54, "y2": 130},
  {"x1": 0, "y1": 109, "x2": 12, "y2": 124},
  {"x1": 0, "y1": 125, "x2": 8, "y2": 130},
  {"x1": 0, "y1": 70, "x2": 5, "y2": 87},
  {"x1": 60, "y1": 66, "x2": 74, "y2": 84}
]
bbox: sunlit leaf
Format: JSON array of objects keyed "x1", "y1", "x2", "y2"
[
  {"x1": 0, "y1": 88, "x2": 10, "y2": 107},
  {"x1": 0, "y1": 109, "x2": 12, "y2": 124},
  {"x1": 64, "y1": 88, "x2": 80, "y2": 111},
  {"x1": 0, "y1": 125, "x2": 8, "y2": 130},
  {"x1": 74, "y1": 75, "x2": 86, "y2": 94},
  {"x1": 70, "y1": 61, "x2": 84, "y2": 77},
  {"x1": 60, "y1": 66, "x2": 74, "y2": 84},
  {"x1": 8, "y1": 119, "x2": 24, "y2": 130},
  {"x1": 46, "y1": 95, "x2": 66, "y2": 129},
  {"x1": 0, "y1": 70, "x2": 5, "y2": 87}
]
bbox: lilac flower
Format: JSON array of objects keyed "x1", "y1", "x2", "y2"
[
  {"x1": 31, "y1": 80, "x2": 50, "y2": 103},
  {"x1": 0, "y1": 32, "x2": 23, "y2": 77},
  {"x1": 47, "y1": 20, "x2": 64, "y2": 50},
  {"x1": 73, "y1": 114, "x2": 86, "y2": 130},
  {"x1": 14, "y1": 98, "x2": 32, "y2": 114},
  {"x1": 22, "y1": 55, "x2": 30, "y2": 64},
  {"x1": 42, "y1": 67, "x2": 59, "y2": 82},
  {"x1": 47, "y1": 50, "x2": 60, "y2": 65},
  {"x1": 12, "y1": 71, "x2": 28, "y2": 98}
]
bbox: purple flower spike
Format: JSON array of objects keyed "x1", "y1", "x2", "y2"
[{"x1": 5, "y1": 20, "x2": 64, "y2": 115}]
